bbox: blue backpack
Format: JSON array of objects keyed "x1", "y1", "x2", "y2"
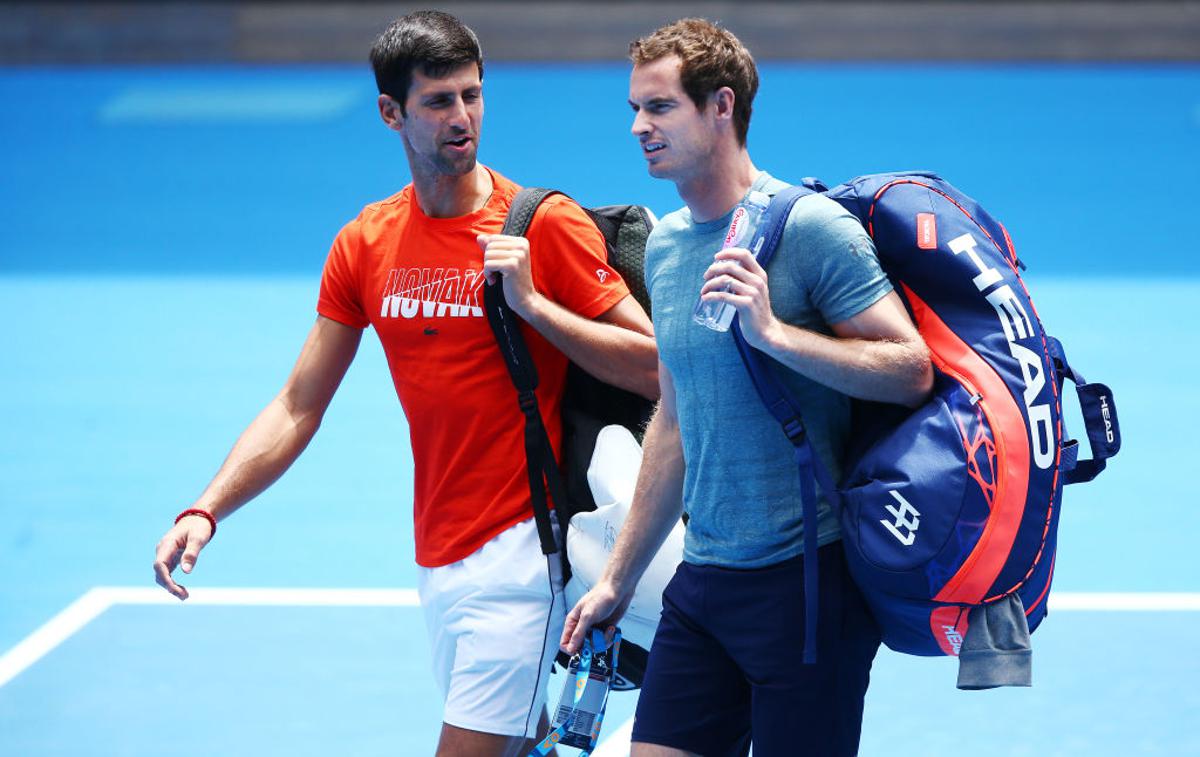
[{"x1": 734, "y1": 172, "x2": 1121, "y2": 661}]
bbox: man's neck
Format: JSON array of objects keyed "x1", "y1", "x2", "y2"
[
  {"x1": 677, "y1": 149, "x2": 759, "y2": 224},
  {"x1": 412, "y1": 164, "x2": 493, "y2": 219}
]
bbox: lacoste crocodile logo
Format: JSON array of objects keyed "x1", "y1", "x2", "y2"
[{"x1": 424, "y1": 327, "x2": 439, "y2": 336}]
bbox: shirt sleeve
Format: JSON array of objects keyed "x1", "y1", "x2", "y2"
[
  {"x1": 788, "y1": 200, "x2": 893, "y2": 326},
  {"x1": 317, "y1": 217, "x2": 370, "y2": 329},
  {"x1": 527, "y1": 197, "x2": 631, "y2": 319}
]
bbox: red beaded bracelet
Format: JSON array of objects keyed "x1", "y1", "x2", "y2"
[{"x1": 175, "y1": 508, "x2": 217, "y2": 539}]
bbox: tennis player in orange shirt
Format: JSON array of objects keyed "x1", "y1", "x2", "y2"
[{"x1": 153, "y1": 11, "x2": 657, "y2": 756}]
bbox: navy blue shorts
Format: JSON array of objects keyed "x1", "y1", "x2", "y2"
[{"x1": 630, "y1": 541, "x2": 881, "y2": 757}]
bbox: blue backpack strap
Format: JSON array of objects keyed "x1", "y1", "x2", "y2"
[
  {"x1": 730, "y1": 184, "x2": 839, "y2": 664},
  {"x1": 799, "y1": 176, "x2": 829, "y2": 193},
  {"x1": 1046, "y1": 337, "x2": 1121, "y2": 484}
]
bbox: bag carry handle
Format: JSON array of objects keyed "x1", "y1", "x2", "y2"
[{"x1": 1046, "y1": 337, "x2": 1121, "y2": 485}]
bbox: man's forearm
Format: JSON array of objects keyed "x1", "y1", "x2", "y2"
[
  {"x1": 191, "y1": 395, "x2": 322, "y2": 520},
  {"x1": 601, "y1": 405, "x2": 686, "y2": 596},
  {"x1": 521, "y1": 295, "x2": 660, "y2": 400},
  {"x1": 760, "y1": 323, "x2": 932, "y2": 407},
  {"x1": 187, "y1": 315, "x2": 360, "y2": 521}
]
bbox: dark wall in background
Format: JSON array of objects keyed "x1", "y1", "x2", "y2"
[{"x1": 3, "y1": 1, "x2": 1200, "y2": 64}]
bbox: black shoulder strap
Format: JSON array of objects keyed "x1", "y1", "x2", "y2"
[
  {"x1": 486, "y1": 188, "x2": 559, "y2": 393},
  {"x1": 503, "y1": 187, "x2": 559, "y2": 237},
  {"x1": 483, "y1": 187, "x2": 570, "y2": 558}
]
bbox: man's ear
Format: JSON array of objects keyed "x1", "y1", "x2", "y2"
[
  {"x1": 378, "y1": 94, "x2": 405, "y2": 132},
  {"x1": 711, "y1": 86, "x2": 736, "y2": 122}
]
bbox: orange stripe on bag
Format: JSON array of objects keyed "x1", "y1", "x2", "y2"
[{"x1": 904, "y1": 286, "x2": 1031, "y2": 605}]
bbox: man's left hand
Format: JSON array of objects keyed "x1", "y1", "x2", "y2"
[
  {"x1": 700, "y1": 247, "x2": 781, "y2": 349},
  {"x1": 479, "y1": 233, "x2": 540, "y2": 318}
]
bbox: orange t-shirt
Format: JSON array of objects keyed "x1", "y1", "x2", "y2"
[{"x1": 317, "y1": 168, "x2": 630, "y2": 567}]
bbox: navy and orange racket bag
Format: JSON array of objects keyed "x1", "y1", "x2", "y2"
[{"x1": 733, "y1": 172, "x2": 1121, "y2": 659}]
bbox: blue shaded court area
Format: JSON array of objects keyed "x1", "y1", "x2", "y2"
[{"x1": 2, "y1": 64, "x2": 1198, "y2": 754}]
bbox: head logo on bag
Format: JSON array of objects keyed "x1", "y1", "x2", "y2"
[
  {"x1": 735, "y1": 172, "x2": 1122, "y2": 659},
  {"x1": 881, "y1": 490, "x2": 921, "y2": 546}
]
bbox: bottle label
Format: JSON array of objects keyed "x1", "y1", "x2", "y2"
[{"x1": 724, "y1": 206, "x2": 750, "y2": 248}]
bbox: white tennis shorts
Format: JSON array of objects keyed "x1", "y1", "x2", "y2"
[{"x1": 417, "y1": 517, "x2": 566, "y2": 738}]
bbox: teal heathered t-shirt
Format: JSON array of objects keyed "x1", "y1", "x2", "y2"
[{"x1": 646, "y1": 172, "x2": 892, "y2": 568}]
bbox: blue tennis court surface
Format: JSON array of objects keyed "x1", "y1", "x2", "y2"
[{"x1": 2, "y1": 64, "x2": 1197, "y2": 755}]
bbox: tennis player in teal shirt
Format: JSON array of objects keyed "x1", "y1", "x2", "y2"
[{"x1": 564, "y1": 18, "x2": 934, "y2": 756}]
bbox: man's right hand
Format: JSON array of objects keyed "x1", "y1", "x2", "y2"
[
  {"x1": 153, "y1": 514, "x2": 214, "y2": 601},
  {"x1": 560, "y1": 580, "x2": 632, "y2": 656}
]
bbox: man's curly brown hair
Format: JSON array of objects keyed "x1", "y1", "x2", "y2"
[{"x1": 629, "y1": 19, "x2": 758, "y2": 146}]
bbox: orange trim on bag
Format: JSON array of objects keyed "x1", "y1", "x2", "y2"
[
  {"x1": 930, "y1": 605, "x2": 969, "y2": 656},
  {"x1": 904, "y1": 286, "x2": 1032, "y2": 605}
]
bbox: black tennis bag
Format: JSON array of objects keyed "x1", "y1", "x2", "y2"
[{"x1": 483, "y1": 188, "x2": 655, "y2": 689}]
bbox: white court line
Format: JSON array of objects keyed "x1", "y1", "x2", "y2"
[
  {"x1": 0, "y1": 587, "x2": 418, "y2": 689},
  {"x1": 586, "y1": 592, "x2": 1200, "y2": 757},
  {"x1": 2, "y1": 589, "x2": 1197, "y2": 695},
  {"x1": 0, "y1": 588, "x2": 112, "y2": 689},
  {"x1": 1049, "y1": 592, "x2": 1200, "y2": 611},
  {"x1": 101, "y1": 586, "x2": 421, "y2": 607},
  {"x1": 2, "y1": 590, "x2": 1197, "y2": 757}
]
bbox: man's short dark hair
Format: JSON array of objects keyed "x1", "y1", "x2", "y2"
[
  {"x1": 630, "y1": 19, "x2": 758, "y2": 146},
  {"x1": 370, "y1": 10, "x2": 484, "y2": 115}
]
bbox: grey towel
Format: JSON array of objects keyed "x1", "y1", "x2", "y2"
[{"x1": 956, "y1": 594, "x2": 1033, "y2": 690}]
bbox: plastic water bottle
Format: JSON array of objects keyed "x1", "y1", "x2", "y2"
[{"x1": 692, "y1": 190, "x2": 772, "y2": 332}]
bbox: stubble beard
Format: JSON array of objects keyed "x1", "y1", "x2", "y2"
[
  {"x1": 437, "y1": 148, "x2": 477, "y2": 177},
  {"x1": 404, "y1": 138, "x2": 479, "y2": 184}
]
